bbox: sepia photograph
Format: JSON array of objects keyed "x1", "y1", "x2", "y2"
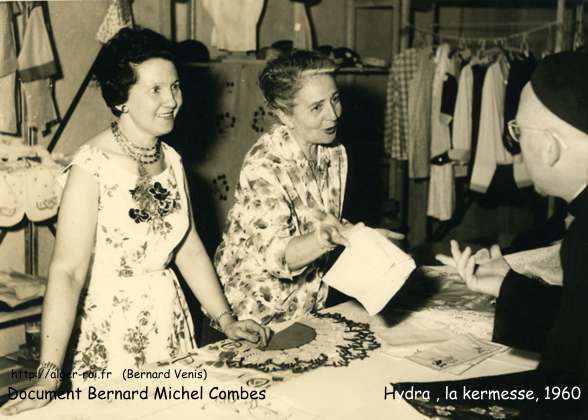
[{"x1": 0, "y1": 0, "x2": 586, "y2": 418}]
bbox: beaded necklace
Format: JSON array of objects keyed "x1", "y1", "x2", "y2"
[{"x1": 111, "y1": 120, "x2": 161, "y2": 178}]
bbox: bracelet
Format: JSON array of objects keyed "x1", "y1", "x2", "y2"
[
  {"x1": 210, "y1": 309, "x2": 236, "y2": 333},
  {"x1": 36, "y1": 361, "x2": 62, "y2": 389}
]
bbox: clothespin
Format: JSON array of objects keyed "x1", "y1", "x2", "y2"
[
  {"x1": 520, "y1": 33, "x2": 531, "y2": 57},
  {"x1": 458, "y1": 37, "x2": 471, "y2": 61},
  {"x1": 544, "y1": 24, "x2": 554, "y2": 57},
  {"x1": 478, "y1": 39, "x2": 486, "y2": 58}
]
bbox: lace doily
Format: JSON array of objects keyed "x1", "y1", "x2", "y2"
[
  {"x1": 206, "y1": 312, "x2": 380, "y2": 374},
  {"x1": 394, "y1": 267, "x2": 495, "y2": 340}
]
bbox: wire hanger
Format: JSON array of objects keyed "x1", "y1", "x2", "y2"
[{"x1": 574, "y1": 1, "x2": 585, "y2": 50}]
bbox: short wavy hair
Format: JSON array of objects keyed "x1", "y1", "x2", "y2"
[
  {"x1": 93, "y1": 27, "x2": 177, "y2": 116},
  {"x1": 258, "y1": 50, "x2": 337, "y2": 114}
]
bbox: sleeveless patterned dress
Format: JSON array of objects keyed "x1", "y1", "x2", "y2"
[{"x1": 64, "y1": 142, "x2": 196, "y2": 385}]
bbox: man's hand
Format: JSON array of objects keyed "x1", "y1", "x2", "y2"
[{"x1": 435, "y1": 241, "x2": 510, "y2": 297}]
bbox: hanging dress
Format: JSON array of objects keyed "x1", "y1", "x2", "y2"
[{"x1": 63, "y1": 142, "x2": 197, "y2": 384}]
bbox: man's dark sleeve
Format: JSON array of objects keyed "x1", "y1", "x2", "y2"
[{"x1": 493, "y1": 270, "x2": 562, "y2": 353}]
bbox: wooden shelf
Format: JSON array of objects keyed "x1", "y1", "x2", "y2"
[
  {"x1": 0, "y1": 353, "x2": 38, "y2": 403},
  {"x1": 0, "y1": 304, "x2": 42, "y2": 328}
]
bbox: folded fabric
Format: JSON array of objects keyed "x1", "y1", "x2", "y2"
[
  {"x1": 322, "y1": 225, "x2": 416, "y2": 315},
  {"x1": 0, "y1": 270, "x2": 46, "y2": 307}
]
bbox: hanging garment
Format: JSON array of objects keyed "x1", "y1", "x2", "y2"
[
  {"x1": 469, "y1": 64, "x2": 488, "y2": 169},
  {"x1": 470, "y1": 58, "x2": 531, "y2": 194},
  {"x1": 408, "y1": 48, "x2": 435, "y2": 179},
  {"x1": 384, "y1": 48, "x2": 419, "y2": 160},
  {"x1": 0, "y1": 3, "x2": 17, "y2": 134},
  {"x1": 439, "y1": 64, "x2": 458, "y2": 124},
  {"x1": 0, "y1": 73, "x2": 17, "y2": 134},
  {"x1": 0, "y1": 3, "x2": 16, "y2": 77},
  {"x1": 96, "y1": 0, "x2": 134, "y2": 44},
  {"x1": 292, "y1": 1, "x2": 313, "y2": 50},
  {"x1": 21, "y1": 79, "x2": 58, "y2": 130},
  {"x1": 17, "y1": 3, "x2": 59, "y2": 132},
  {"x1": 452, "y1": 63, "x2": 473, "y2": 178},
  {"x1": 17, "y1": 4, "x2": 57, "y2": 82},
  {"x1": 427, "y1": 44, "x2": 458, "y2": 222},
  {"x1": 202, "y1": 0, "x2": 265, "y2": 52}
]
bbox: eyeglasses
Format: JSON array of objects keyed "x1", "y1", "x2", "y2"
[
  {"x1": 506, "y1": 120, "x2": 568, "y2": 149},
  {"x1": 507, "y1": 120, "x2": 544, "y2": 143}
]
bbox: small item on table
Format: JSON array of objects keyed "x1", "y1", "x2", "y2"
[
  {"x1": 406, "y1": 333, "x2": 505, "y2": 374},
  {"x1": 205, "y1": 312, "x2": 380, "y2": 374},
  {"x1": 263, "y1": 322, "x2": 316, "y2": 351}
]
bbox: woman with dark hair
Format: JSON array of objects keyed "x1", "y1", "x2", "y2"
[
  {"x1": 1, "y1": 27, "x2": 269, "y2": 416},
  {"x1": 215, "y1": 50, "x2": 402, "y2": 327}
]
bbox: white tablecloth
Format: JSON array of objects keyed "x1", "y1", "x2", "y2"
[{"x1": 2, "y1": 302, "x2": 538, "y2": 420}]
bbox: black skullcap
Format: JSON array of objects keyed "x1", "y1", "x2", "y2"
[{"x1": 530, "y1": 51, "x2": 588, "y2": 135}]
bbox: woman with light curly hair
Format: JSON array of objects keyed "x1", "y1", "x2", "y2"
[{"x1": 215, "y1": 50, "x2": 402, "y2": 327}]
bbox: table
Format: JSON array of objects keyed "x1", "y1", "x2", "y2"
[{"x1": 0, "y1": 270, "x2": 539, "y2": 420}]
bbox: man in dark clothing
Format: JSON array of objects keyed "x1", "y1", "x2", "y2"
[{"x1": 436, "y1": 52, "x2": 588, "y2": 418}]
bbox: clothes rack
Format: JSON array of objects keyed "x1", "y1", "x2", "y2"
[
  {"x1": 394, "y1": 0, "x2": 570, "y2": 246},
  {"x1": 405, "y1": 20, "x2": 561, "y2": 43}
]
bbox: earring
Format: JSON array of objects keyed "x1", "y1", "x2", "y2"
[{"x1": 117, "y1": 105, "x2": 128, "y2": 114}]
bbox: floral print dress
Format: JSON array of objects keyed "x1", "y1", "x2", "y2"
[
  {"x1": 64, "y1": 143, "x2": 196, "y2": 384},
  {"x1": 214, "y1": 125, "x2": 348, "y2": 326}
]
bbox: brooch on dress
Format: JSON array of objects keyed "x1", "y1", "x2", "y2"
[
  {"x1": 128, "y1": 181, "x2": 178, "y2": 224},
  {"x1": 111, "y1": 121, "x2": 180, "y2": 229}
]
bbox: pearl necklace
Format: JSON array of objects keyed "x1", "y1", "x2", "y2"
[{"x1": 111, "y1": 121, "x2": 161, "y2": 177}]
